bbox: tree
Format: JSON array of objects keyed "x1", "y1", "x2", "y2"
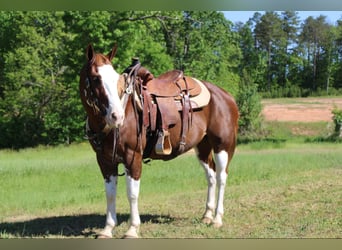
[
  {"x1": 299, "y1": 15, "x2": 333, "y2": 91},
  {"x1": 279, "y1": 11, "x2": 300, "y2": 86},
  {"x1": 235, "y1": 19, "x2": 266, "y2": 89},
  {"x1": 236, "y1": 70, "x2": 262, "y2": 136},
  {"x1": 169, "y1": 11, "x2": 241, "y2": 95},
  {"x1": 334, "y1": 19, "x2": 342, "y2": 89},
  {"x1": 254, "y1": 11, "x2": 284, "y2": 91},
  {"x1": 0, "y1": 12, "x2": 83, "y2": 148}
]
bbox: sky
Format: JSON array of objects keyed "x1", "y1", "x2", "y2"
[{"x1": 223, "y1": 11, "x2": 342, "y2": 25}]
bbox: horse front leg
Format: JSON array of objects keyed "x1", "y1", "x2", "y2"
[
  {"x1": 123, "y1": 149, "x2": 142, "y2": 238},
  {"x1": 98, "y1": 175, "x2": 118, "y2": 238},
  {"x1": 124, "y1": 173, "x2": 141, "y2": 238}
]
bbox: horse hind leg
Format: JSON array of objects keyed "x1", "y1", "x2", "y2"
[
  {"x1": 196, "y1": 140, "x2": 216, "y2": 225},
  {"x1": 196, "y1": 140, "x2": 229, "y2": 228},
  {"x1": 212, "y1": 150, "x2": 229, "y2": 228}
]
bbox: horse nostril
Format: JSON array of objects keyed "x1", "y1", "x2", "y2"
[{"x1": 110, "y1": 112, "x2": 124, "y2": 125}]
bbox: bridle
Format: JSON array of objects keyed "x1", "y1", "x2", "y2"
[
  {"x1": 83, "y1": 60, "x2": 143, "y2": 167},
  {"x1": 83, "y1": 62, "x2": 120, "y2": 162},
  {"x1": 83, "y1": 64, "x2": 108, "y2": 117},
  {"x1": 83, "y1": 61, "x2": 140, "y2": 118}
]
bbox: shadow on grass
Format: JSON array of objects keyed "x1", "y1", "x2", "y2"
[{"x1": 0, "y1": 213, "x2": 175, "y2": 238}]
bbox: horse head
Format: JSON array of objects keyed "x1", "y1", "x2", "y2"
[{"x1": 80, "y1": 44, "x2": 124, "y2": 128}]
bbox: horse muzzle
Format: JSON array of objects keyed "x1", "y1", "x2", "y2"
[{"x1": 105, "y1": 111, "x2": 124, "y2": 128}]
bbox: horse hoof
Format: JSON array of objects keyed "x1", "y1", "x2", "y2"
[
  {"x1": 97, "y1": 234, "x2": 112, "y2": 239},
  {"x1": 212, "y1": 219, "x2": 223, "y2": 228},
  {"x1": 123, "y1": 234, "x2": 139, "y2": 239},
  {"x1": 123, "y1": 226, "x2": 139, "y2": 239},
  {"x1": 202, "y1": 216, "x2": 213, "y2": 225},
  {"x1": 213, "y1": 222, "x2": 223, "y2": 228},
  {"x1": 96, "y1": 230, "x2": 113, "y2": 239}
]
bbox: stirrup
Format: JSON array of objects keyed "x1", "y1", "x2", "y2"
[{"x1": 155, "y1": 129, "x2": 172, "y2": 155}]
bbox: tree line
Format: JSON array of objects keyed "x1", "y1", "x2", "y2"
[
  {"x1": 238, "y1": 11, "x2": 342, "y2": 98},
  {"x1": 0, "y1": 11, "x2": 341, "y2": 149}
]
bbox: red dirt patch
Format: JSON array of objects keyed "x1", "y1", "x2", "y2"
[{"x1": 261, "y1": 97, "x2": 342, "y2": 122}]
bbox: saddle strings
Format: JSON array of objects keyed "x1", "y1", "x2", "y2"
[
  {"x1": 111, "y1": 63, "x2": 144, "y2": 166},
  {"x1": 126, "y1": 63, "x2": 144, "y2": 153}
]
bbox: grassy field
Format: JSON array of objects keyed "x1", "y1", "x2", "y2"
[{"x1": 0, "y1": 140, "x2": 341, "y2": 238}]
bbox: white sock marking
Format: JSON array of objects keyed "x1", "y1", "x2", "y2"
[
  {"x1": 125, "y1": 173, "x2": 141, "y2": 228},
  {"x1": 102, "y1": 175, "x2": 118, "y2": 236},
  {"x1": 214, "y1": 151, "x2": 228, "y2": 218},
  {"x1": 195, "y1": 148, "x2": 216, "y2": 219}
]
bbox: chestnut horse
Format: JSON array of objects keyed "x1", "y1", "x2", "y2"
[{"x1": 79, "y1": 44, "x2": 239, "y2": 238}]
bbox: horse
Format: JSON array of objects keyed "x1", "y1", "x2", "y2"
[{"x1": 79, "y1": 44, "x2": 239, "y2": 238}]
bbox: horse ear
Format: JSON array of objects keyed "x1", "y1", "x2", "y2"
[
  {"x1": 107, "y1": 44, "x2": 118, "y2": 61},
  {"x1": 86, "y1": 44, "x2": 95, "y2": 62}
]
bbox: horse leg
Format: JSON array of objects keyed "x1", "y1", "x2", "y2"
[
  {"x1": 97, "y1": 175, "x2": 118, "y2": 238},
  {"x1": 212, "y1": 150, "x2": 229, "y2": 228},
  {"x1": 96, "y1": 153, "x2": 119, "y2": 238},
  {"x1": 122, "y1": 149, "x2": 142, "y2": 239},
  {"x1": 196, "y1": 140, "x2": 216, "y2": 225},
  {"x1": 124, "y1": 173, "x2": 141, "y2": 238},
  {"x1": 199, "y1": 158, "x2": 216, "y2": 225},
  {"x1": 197, "y1": 139, "x2": 229, "y2": 228},
  {"x1": 103, "y1": 175, "x2": 119, "y2": 236}
]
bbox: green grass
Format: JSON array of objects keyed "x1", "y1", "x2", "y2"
[
  {"x1": 0, "y1": 141, "x2": 341, "y2": 238},
  {"x1": 264, "y1": 121, "x2": 333, "y2": 140},
  {"x1": 0, "y1": 144, "x2": 102, "y2": 218}
]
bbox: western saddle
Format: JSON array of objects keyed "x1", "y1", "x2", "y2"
[{"x1": 125, "y1": 59, "x2": 210, "y2": 156}]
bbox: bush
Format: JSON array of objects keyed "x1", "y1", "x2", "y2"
[
  {"x1": 236, "y1": 70, "x2": 262, "y2": 136},
  {"x1": 332, "y1": 107, "x2": 342, "y2": 137}
]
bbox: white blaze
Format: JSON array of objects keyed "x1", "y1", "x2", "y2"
[{"x1": 97, "y1": 64, "x2": 124, "y2": 127}]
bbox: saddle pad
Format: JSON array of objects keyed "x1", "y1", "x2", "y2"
[{"x1": 187, "y1": 78, "x2": 211, "y2": 109}]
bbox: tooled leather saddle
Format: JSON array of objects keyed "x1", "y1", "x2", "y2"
[{"x1": 125, "y1": 59, "x2": 210, "y2": 156}]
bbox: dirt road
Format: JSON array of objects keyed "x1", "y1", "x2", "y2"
[{"x1": 261, "y1": 97, "x2": 342, "y2": 122}]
